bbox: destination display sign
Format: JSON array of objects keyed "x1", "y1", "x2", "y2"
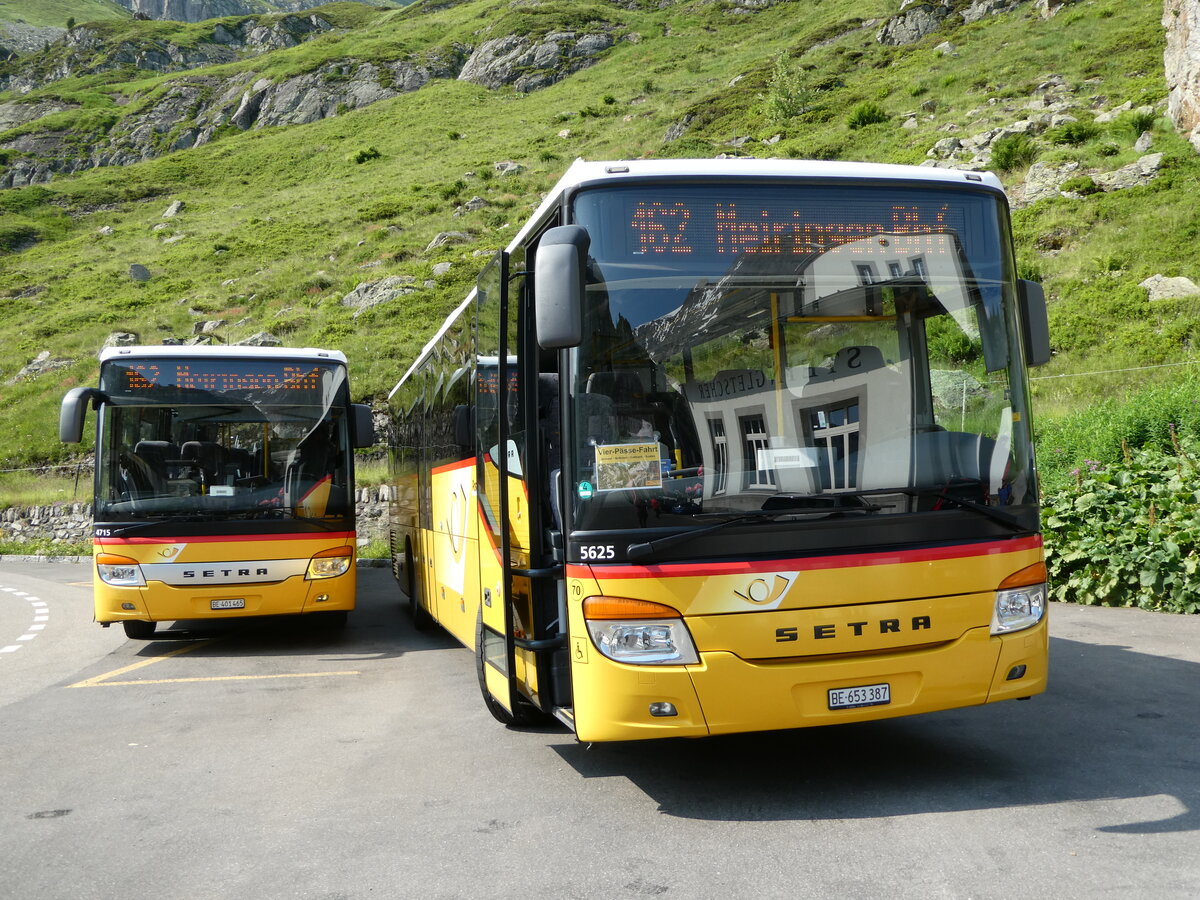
[
  {"x1": 101, "y1": 359, "x2": 341, "y2": 401},
  {"x1": 627, "y1": 199, "x2": 967, "y2": 258}
]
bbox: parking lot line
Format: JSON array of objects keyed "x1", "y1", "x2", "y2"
[{"x1": 68, "y1": 640, "x2": 361, "y2": 688}]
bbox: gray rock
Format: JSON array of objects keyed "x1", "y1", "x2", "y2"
[
  {"x1": 930, "y1": 369, "x2": 988, "y2": 412},
  {"x1": 426, "y1": 232, "x2": 471, "y2": 252},
  {"x1": 340, "y1": 275, "x2": 418, "y2": 317},
  {"x1": 235, "y1": 332, "x2": 283, "y2": 346},
  {"x1": 1140, "y1": 274, "x2": 1200, "y2": 302},
  {"x1": 162, "y1": 200, "x2": 185, "y2": 217},
  {"x1": 6, "y1": 351, "x2": 72, "y2": 385},
  {"x1": 1014, "y1": 160, "x2": 1080, "y2": 207},
  {"x1": 102, "y1": 332, "x2": 139, "y2": 349},
  {"x1": 458, "y1": 31, "x2": 614, "y2": 93},
  {"x1": 877, "y1": 3, "x2": 952, "y2": 46},
  {"x1": 1091, "y1": 153, "x2": 1164, "y2": 191},
  {"x1": 128, "y1": 264, "x2": 152, "y2": 282}
]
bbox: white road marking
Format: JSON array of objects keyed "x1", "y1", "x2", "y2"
[{"x1": 0, "y1": 586, "x2": 49, "y2": 657}]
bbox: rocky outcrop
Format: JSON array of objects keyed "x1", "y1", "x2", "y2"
[
  {"x1": 458, "y1": 31, "x2": 615, "y2": 92},
  {"x1": 1, "y1": 48, "x2": 470, "y2": 187},
  {"x1": 877, "y1": 0, "x2": 1031, "y2": 46},
  {"x1": 1165, "y1": 0, "x2": 1200, "y2": 152},
  {"x1": 0, "y1": 22, "x2": 66, "y2": 57},
  {"x1": 109, "y1": 0, "x2": 374, "y2": 25},
  {"x1": 0, "y1": 15, "x2": 337, "y2": 94}
]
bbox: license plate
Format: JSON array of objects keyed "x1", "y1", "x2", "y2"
[
  {"x1": 828, "y1": 682, "x2": 891, "y2": 710},
  {"x1": 211, "y1": 598, "x2": 245, "y2": 610}
]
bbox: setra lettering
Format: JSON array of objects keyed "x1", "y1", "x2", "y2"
[{"x1": 777, "y1": 616, "x2": 934, "y2": 643}]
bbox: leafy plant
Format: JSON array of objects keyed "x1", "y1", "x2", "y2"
[
  {"x1": 760, "y1": 53, "x2": 816, "y2": 125},
  {"x1": 1044, "y1": 430, "x2": 1200, "y2": 614},
  {"x1": 846, "y1": 101, "x2": 888, "y2": 129},
  {"x1": 1060, "y1": 174, "x2": 1100, "y2": 195},
  {"x1": 1047, "y1": 120, "x2": 1099, "y2": 145},
  {"x1": 990, "y1": 132, "x2": 1038, "y2": 171}
]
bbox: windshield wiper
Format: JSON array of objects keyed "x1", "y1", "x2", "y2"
[
  {"x1": 625, "y1": 505, "x2": 875, "y2": 562},
  {"x1": 897, "y1": 487, "x2": 1027, "y2": 532}
]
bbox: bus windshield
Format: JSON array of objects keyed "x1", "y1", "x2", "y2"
[
  {"x1": 95, "y1": 357, "x2": 353, "y2": 522},
  {"x1": 567, "y1": 182, "x2": 1035, "y2": 535}
]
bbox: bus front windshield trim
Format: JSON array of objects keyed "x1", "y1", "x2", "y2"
[{"x1": 564, "y1": 182, "x2": 1035, "y2": 538}]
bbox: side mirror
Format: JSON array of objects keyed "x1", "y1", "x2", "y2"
[
  {"x1": 535, "y1": 225, "x2": 590, "y2": 350},
  {"x1": 351, "y1": 403, "x2": 375, "y2": 449},
  {"x1": 1018, "y1": 279, "x2": 1052, "y2": 367},
  {"x1": 60, "y1": 387, "x2": 102, "y2": 443}
]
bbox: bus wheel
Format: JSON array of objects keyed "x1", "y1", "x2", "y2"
[
  {"x1": 122, "y1": 620, "x2": 156, "y2": 640},
  {"x1": 474, "y1": 607, "x2": 549, "y2": 727},
  {"x1": 406, "y1": 545, "x2": 436, "y2": 632}
]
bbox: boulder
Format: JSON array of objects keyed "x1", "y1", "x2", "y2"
[{"x1": 1140, "y1": 274, "x2": 1200, "y2": 302}]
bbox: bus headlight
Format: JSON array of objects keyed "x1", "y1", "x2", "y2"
[
  {"x1": 96, "y1": 553, "x2": 146, "y2": 587},
  {"x1": 583, "y1": 596, "x2": 699, "y2": 665},
  {"x1": 991, "y1": 562, "x2": 1047, "y2": 635},
  {"x1": 306, "y1": 546, "x2": 353, "y2": 580}
]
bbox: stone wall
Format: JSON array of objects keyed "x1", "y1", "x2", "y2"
[{"x1": 0, "y1": 490, "x2": 391, "y2": 550}]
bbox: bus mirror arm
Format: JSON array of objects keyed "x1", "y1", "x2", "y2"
[
  {"x1": 1018, "y1": 279, "x2": 1051, "y2": 367},
  {"x1": 352, "y1": 403, "x2": 375, "y2": 449},
  {"x1": 534, "y1": 225, "x2": 590, "y2": 350},
  {"x1": 59, "y1": 387, "x2": 105, "y2": 443}
]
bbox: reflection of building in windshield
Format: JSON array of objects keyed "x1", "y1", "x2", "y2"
[{"x1": 594, "y1": 232, "x2": 1001, "y2": 507}]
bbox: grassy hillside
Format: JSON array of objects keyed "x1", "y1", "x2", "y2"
[
  {"x1": 0, "y1": 0, "x2": 130, "y2": 28},
  {"x1": 0, "y1": 0, "x2": 1195, "y2": 481}
]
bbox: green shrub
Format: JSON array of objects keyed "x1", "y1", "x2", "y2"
[
  {"x1": 1121, "y1": 109, "x2": 1156, "y2": 139},
  {"x1": 761, "y1": 53, "x2": 815, "y2": 125},
  {"x1": 1060, "y1": 174, "x2": 1100, "y2": 195},
  {"x1": 846, "y1": 101, "x2": 888, "y2": 129},
  {"x1": 1043, "y1": 432, "x2": 1200, "y2": 613},
  {"x1": 1047, "y1": 120, "x2": 1099, "y2": 145},
  {"x1": 347, "y1": 146, "x2": 382, "y2": 164},
  {"x1": 990, "y1": 132, "x2": 1038, "y2": 171}
]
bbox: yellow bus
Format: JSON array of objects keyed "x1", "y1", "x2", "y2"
[
  {"x1": 387, "y1": 159, "x2": 1051, "y2": 742},
  {"x1": 61, "y1": 345, "x2": 375, "y2": 639}
]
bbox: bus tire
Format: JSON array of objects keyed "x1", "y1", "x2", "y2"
[
  {"x1": 122, "y1": 620, "x2": 156, "y2": 640},
  {"x1": 406, "y1": 543, "x2": 436, "y2": 631},
  {"x1": 474, "y1": 607, "x2": 549, "y2": 727}
]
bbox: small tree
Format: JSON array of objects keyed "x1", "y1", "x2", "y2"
[
  {"x1": 66, "y1": 17, "x2": 75, "y2": 31},
  {"x1": 760, "y1": 54, "x2": 814, "y2": 125}
]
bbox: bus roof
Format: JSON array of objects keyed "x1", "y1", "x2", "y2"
[
  {"x1": 387, "y1": 158, "x2": 1006, "y2": 399},
  {"x1": 99, "y1": 345, "x2": 348, "y2": 365}
]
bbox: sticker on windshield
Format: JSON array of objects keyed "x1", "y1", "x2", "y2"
[
  {"x1": 594, "y1": 442, "x2": 662, "y2": 491},
  {"x1": 577, "y1": 481, "x2": 594, "y2": 500}
]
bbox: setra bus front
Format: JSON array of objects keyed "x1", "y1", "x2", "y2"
[
  {"x1": 60, "y1": 346, "x2": 374, "y2": 639},
  {"x1": 535, "y1": 165, "x2": 1052, "y2": 742}
]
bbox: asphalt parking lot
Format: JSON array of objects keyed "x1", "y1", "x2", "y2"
[{"x1": 1, "y1": 559, "x2": 1198, "y2": 899}]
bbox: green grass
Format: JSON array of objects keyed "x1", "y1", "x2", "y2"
[{"x1": 0, "y1": 0, "x2": 129, "y2": 29}]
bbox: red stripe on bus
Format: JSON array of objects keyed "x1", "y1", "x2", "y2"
[
  {"x1": 566, "y1": 535, "x2": 1043, "y2": 580},
  {"x1": 432, "y1": 458, "x2": 475, "y2": 476},
  {"x1": 96, "y1": 532, "x2": 355, "y2": 546}
]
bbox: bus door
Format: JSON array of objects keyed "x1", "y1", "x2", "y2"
[{"x1": 475, "y1": 251, "x2": 564, "y2": 722}]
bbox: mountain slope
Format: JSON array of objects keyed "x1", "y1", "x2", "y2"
[{"x1": 0, "y1": 0, "x2": 1195, "y2": 473}]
